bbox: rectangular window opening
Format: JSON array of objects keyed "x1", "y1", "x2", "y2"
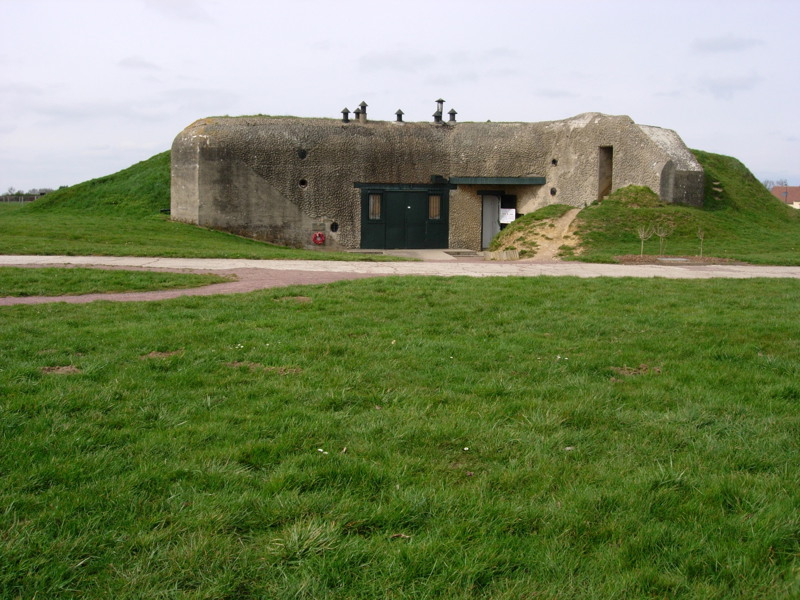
[
  {"x1": 428, "y1": 194, "x2": 441, "y2": 220},
  {"x1": 368, "y1": 193, "x2": 382, "y2": 220}
]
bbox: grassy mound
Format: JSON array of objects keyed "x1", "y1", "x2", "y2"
[
  {"x1": 21, "y1": 152, "x2": 171, "y2": 216},
  {"x1": 574, "y1": 151, "x2": 800, "y2": 264}
]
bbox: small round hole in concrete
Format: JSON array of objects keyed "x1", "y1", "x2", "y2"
[
  {"x1": 297, "y1": 149, "x2": 307, "y2": 159},
  {"x1": 330, "y1": 222, "x2": 339, "y2": 232},
  {"x1": 550, "y1": 187, "x2": 557, "y2": 196},
  {"x1": 551, "y1": 158, "x2": 558, "y2": 166},
  {"x1": 299, "y1": 179, "x2": 308, "y2": 188}
]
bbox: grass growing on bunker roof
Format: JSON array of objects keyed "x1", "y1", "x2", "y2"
[{"x1": 2, "y1": 275, "x2": 799, "y2": 598}]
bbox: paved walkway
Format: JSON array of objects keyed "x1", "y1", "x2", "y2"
[{"x1": 2, "y1": 254, "x2": 800, "y2": 305}]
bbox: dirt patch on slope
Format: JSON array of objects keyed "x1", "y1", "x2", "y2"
[
  {"x1": 492, "y1": 208, "x2": 582, "y2": 262},
  {"x1": 527, "y1": 208, "x2": 582, "y2": 261}
]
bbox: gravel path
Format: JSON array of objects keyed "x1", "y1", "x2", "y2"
[{"x1": 2, "y1": 254, "x2": 800, "y2": 306}]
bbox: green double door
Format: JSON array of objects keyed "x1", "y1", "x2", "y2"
[{"x1": 361, "y1": 188, "x2": 448, "y2": 249}]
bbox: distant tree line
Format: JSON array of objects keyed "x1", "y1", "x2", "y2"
[
  {"x1": 1, "y1": 187, "x2": 56, "y2": 202},
  {"x1": 3, "y1": 187, "x2": 55, "y2": 196},
  {"x1": 762, "y1": 178, "x2": 788, "y2": 190}
]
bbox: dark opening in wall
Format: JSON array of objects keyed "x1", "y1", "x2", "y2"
[
  {"x1": 551, "y1": 158, "x2": 558, "y2": 166},
  {"x1": 598, "y1": 146, "x2": 613, "y2": 200},
  {"x1": 299, "y1": 179, "x2": 308, "y2": 189},
  {"x1": 550, "y1": 187, "x2": 557, "y2": 196},
  {"x1": 297, "y1": 149, "x2": 308, "y2": 159},
  {"x1": 330, "y1": 222, "x2": 339, "y2": 232}
]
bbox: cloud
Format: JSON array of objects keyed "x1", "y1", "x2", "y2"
[
  {"x1": 0, "y1": 83, "x2": 45, "y2": 97},
  {"x1": 359, "y1": 51, "x2": 437, "y2": 74},
  {"x1": 697, "y1": 73, "x2": 761, "y2": 99},
  {"x1": 118, "y1": 56, "x2": 162, "y2": 71},
  {"x1": 424, "y1": 70, "x2": 480, "y2": 87},
  {"x1": 141, "y1": 0, "x2": 213, "y2": 23},
  {"x1": 536, "y1": 88, "x2": 579, "y2": 99},
  {"x1": 692, "y1": 34, "x2": 764, "y2": 54},
  {"x1": 33, "y1": 101, "x2": 142, "y2": 122},
  {"x1": 28, "y1": 87, "x2": 237, "y2": 124}
]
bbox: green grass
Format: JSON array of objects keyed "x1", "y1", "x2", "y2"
[
  {"x1": 2, "y1": 276, "x2": 799, "y2": 598},
  {"x1": 0, "y1": 154, "x2": 401, "y2": 261},
  {"x1": 22, "y1": 152, "x2": 172, "y2": 217},
  {"x1": 0, "y1": 267, "x2": 231, "y2": 297},
  {"x1": 574, "y1": 151, "x2": 800, "y2": 264}
]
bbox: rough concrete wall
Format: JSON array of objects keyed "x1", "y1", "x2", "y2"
[
  {"x1": 170, "y1": 130, "x2": 202, "y2": 224},
  {"x1": 173, "y1": 117, "x2": 454, "y2": 249},
  {"x1": 449, "y1": 186, "x2": 483, "y2": 250},
  {"x1": 638, "y1": 124, "x2": 704, "y2": 206},
  {"x1": 197, "y1": 145, "x2": 323, "y2": 247},
  {"x1": 171, "y1": 112, "x2": 703, "y2": 249},
  {"x1": 516, "y1": 113, "x2": 668, "y2": 211},
  {"x1": 670, "y1": 170, "x2": 705, "y2": 207}
]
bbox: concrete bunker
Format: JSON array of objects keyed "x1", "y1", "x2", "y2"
[{"x1": 171, "y1": 104, "x2": 704, "y2": 251}]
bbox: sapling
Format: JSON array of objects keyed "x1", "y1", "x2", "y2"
[
  {"x1": 697, "y1": 227, "x2": 705, "y2": 257},
  {"x1": 654, "y1": 223, "x2": 673, "y2": 256},
  {"x1": 637, "y1": 224, "x2": 655, "y2": 256}
]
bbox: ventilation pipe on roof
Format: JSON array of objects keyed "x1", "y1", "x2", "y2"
[
  {"x1": 433, "y1": 98, "x2": 445, "y2": 124},
  {"x1": 448, "y1": 108, "x2": 457, "y2": 123},
  {"x1": 396, "y1": 109, "x2": 404, "y2": 122},
  {"x1": 359, "y1": 101, "x2": 368, "y2": 122},
  {"x1": 341, "y1": 108, "x2": 350, "y2": 123}
]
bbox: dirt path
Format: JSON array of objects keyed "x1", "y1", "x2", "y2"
[
  {"x1": 527, "y1": 208, "x2": 581, "y2": 262},
  {"x1": 3, "y1": 254, "x2": 800, "y2": 306},
  {"x1": 0, "y1": 267, "x2": 378, "y2": 306}
]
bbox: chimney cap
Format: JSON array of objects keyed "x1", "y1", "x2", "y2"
[{"x1": 359, "y1": 100, "x2": 368, "y2": 109}]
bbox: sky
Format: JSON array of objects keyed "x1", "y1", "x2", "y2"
[{"x1": 1, "y1": 0, "x2": 798, "y2": 193}]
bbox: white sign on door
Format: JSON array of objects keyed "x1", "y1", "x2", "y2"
[{"x1": 499, "y1": 208, "x2": 516, "y2": 224}]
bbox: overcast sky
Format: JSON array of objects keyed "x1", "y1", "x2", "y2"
[{"x1": 1, "y1": 0, "x2": 798, "y2": 193}]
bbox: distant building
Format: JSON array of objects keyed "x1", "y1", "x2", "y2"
[
  {"x1": 771, "y1": 186, "x2": 800, "y2": 209},
  {"x1": 171, "y1": 104, "x2": 705, "y2": 251}
]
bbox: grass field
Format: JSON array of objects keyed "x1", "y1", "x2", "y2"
[
  {"x1": 2, "y1": 276, "x2": 799, "y2": 598},
  {"x1": 0, "y1": 266, "x2": 230, "y2": 297}
]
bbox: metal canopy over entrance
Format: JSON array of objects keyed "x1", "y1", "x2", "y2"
[{"x1": 357, "y1": 183, "x2": 451, "y2": 249}]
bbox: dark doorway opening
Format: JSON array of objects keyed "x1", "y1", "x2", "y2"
[{"x1": 598, "y1": 146, "x2": 613, "y2": 200}]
